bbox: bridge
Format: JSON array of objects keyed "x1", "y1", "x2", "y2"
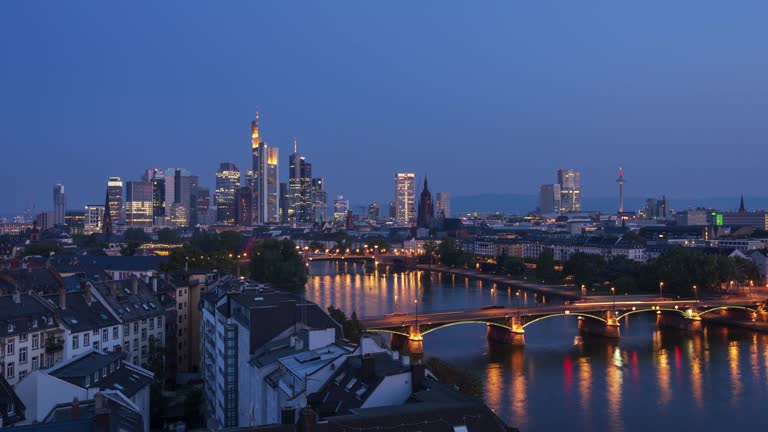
[
  {"x1": 360, "y1": 297, "x2": 767, "y2": 351},
  {"x1": 304, "y1": 253, "x2": 416, "y2": 267}
]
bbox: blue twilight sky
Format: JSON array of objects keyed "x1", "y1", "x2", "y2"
[{"x1": 1, "y1": 1, "x2": 768, "y2": 214}]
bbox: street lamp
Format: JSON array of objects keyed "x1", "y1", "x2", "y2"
[
  {"x1": 516, "y1": 290, "x2": 521, "y2": 321},
  {"x1": 693, "y1": 285, "x2": 698, "y2": 300},
  {"x1": 491, "y1": 287, "x2": 496, "y2": 307},
  {"x1": 611, "y1": 287, "x2": 616, "y2": 314},
  {"x1": 659, "y1": 281, "x2": 664, "y2": 299},
  {"x1": 394, "y1": 295, "x2": 398, "y2": 314},
  {"x1": 414, "y1": 299, "x2": 419, "y2": 325}
]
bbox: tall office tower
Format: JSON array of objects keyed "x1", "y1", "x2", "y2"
[
  {"x1": 416, "y1": 176, "x2": 434, "y2": 228},
  {"x1": 333, "y1": 196, "x2": 349, "y2": 222},
  {"x1": 197, "y1": 187, "x2": 210, "y2": 225},
  {"x1": 311, "y1": 178, "x2": 327, "y2": 223},
  {"x1": 250, "y1": 113, "x2": 280, "y2": 224},
  {"x1": 125, "y1": 181, "x2": 153, "y2": 227},
  {"x1": 538, "y1": 184, "x2": 561, "y2": 214},
  {"x1": 215, "y1": 162, "x2": 241, "y2": 224},
  {"x1": 395, "y1": 172, "x2": 416, "y2": 225},
  {"x1": 235, "y1": 187, "x2": 253, "y2": 226},
  {"x1": 144, "y1": 169, "x2": 166, "y2": 222},
  {"x1": 65, "y1": 210, "x2": 85, "y2": 235},
  {"x1": 106, "y1": 177, "x2": 124, "y2": 225},
  {"x1": 287, "y1": 139, "x2": 314, "y2": 223},
  {"x1": 616, "y1": 166, "x2": 625, "y2": 213},
  {"x1": 164, "y1": 168, "x2": 194, "y2": 227},
  {"x1": 388, "y1": 202, "x2": 396, "y2": 220},
  {"x1": 35, "y1": 212, "x2": 53, "y2": 230},
  {"x1": 557, "y1": 168, "x2": 581, "y2": 213},
  {"x1": 435, "y1": 192, "x2": 451, "y2": 218},
  {"x1": 53, "y1": 182, "x2": 66, "y2": 225},
  {"x1": 643, "y1": 196, "x2": 669, "y2": 219},
  {"x1": 368, "y1": 203, "x2": 380, "y2": 221},
  {"x1": 102, "y1": 187, "x2": 113, "y2": 235},
  {"x1": 84, "y1": 205, "x2": 105, "y2": 235},
  {"x1": 189, "y1": 175, "x2": 200, "y2": 226},
  {"x1": 279, "y1": 182, "x2": 289, "y2": 223}
]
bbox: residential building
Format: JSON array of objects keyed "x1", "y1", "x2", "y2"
[
  {"x1": 642, "y1": 196, "x2": 669, "y2": 219},
  {"x1": 216, "y1": 162, "x2": 241, "y2": 225},
  {"x1": 53, "y1": 183, "x2": 66, "y2": 226},
  {"x1": 88, "y1": 278, "x2": 165, "y2": 367},
  {"x1": 557, "y1": 168, "x2": 581, "y2": 212},
  {"x1": 333, "y1": 196, "x2": 349, "y2": 222},
  {"x1": 395, "y1": 173, "x2": 416, "y2": 225},
  {"x1": 78, "y1": 256, "x2": 167, "y2": 282},
  {"x1": 435, "y1": 192, "x2": 450, "y2": 219},
  {"x1": 14, "y1": 350, "x2": 153, "y2": 432},
  {"x1": 0, "y1": 376, "x2": 24, "y2": 427},
  {"x1": 539, "y1": 184, "x2": 561, "y2": 214}
]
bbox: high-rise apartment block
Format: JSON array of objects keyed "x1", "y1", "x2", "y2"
[
  {"x1": 643, "y1": 196, "x2": 669, "y2": 220},
  {"x1": 557, "y1": 169, "x2": 581, "y2": 213},
  {"x1": 539, "y1": 184, "x2": 561, "y2": 214},
  {"x1": 435, "y1": 192, "x2": 450, "y2": 219},
  {"x1": 125, "y1": 181, "x2": 153, "y2": 227},
  {"x1": 395, "y1": 173, "x2": 416, "y2": 225},
  {"x1": 53, "y1": 182, "x2": 66, "y2": 226},
  {"x1": 215, "y1": 162, "x2": 241, "y2": 225}
]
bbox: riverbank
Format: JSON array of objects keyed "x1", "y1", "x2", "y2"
[{"x1": 415, "y1": 264, "x2": 581, "y2": 300}]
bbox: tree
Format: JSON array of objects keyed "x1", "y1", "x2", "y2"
[
  {"x1": 123, "y1": 228, "x2": 148, "y2": 243},
  {"x1": 438, "y1": 238, "x2": 464, "y2": 267},
  {"x1": 500, "y1": 255, "x2": 525, "y2": 276},
  {"x1": 183, "y1": 388, "x2": 204, "y2": 427},
  {"x1": 425, "y1": 357, "x2": 482, "y2": 399},
  {"x1": 535, "y1": 248, "x2": 557, "y2": 282},
  {"x1": 22, "y1": 243, "x2": 63, "y2": 257},
  {"x1": 219, "y1": 231, "x2": 244, "y2": 254},
  {"x1": 308, "y1": 241, "x2": 325, "y2": 251},
  {"x1": 327, "y1": 306, "x2": 364, "y2": 343},
  {"x1": 250, "y1": 238, "x2": 308, "y2": 288},
  {"x1": 156, "y1": 228, "x2": 179, "y2": 243},
  {"x1": 563, "y1": 253, "x2": 606, "y2": 288}
]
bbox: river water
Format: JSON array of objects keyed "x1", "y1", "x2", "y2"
[{"x1": 305, "y1": 262, "x2": 768, "y2": 432}]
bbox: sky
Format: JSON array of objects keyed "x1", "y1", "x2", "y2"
[{"x1": 2, "y1": 1, "x2": 768, "y2": 214}]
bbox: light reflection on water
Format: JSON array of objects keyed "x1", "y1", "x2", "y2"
[{"x1": 306, "y1": 263, "x2": 768, "y2": 432}]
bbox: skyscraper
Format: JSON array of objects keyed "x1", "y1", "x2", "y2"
[
  {"x1": 235, "y1": 187, "x2": 253, "y2": 226},
  {"x1": 84, "y1": 205, "x2": 105, "y2": 235},
  {"x1": 557, "y1": 169, "x2": 581, "y2": 213},
  {"x1": 164, "y1": 168, "x2": 194, "y2": 227},
  {"x1": 250, "y1": 113, "x2": 280, "y2": 224},
  {"x1": 538, "y1": 184, "x2": 561, "y2": 214},
  {"x1": 215, "y1": 162, "x2": 241, "y2": 225},
  {"x1": 288, "y1": 139, "x2": 313, "y2": 223},
  {"x1": 53, "y1": 182, "x2": 66, "y2": 226},
  {"x1": 106, "y1": 177, "x2": 124, "y2": 226},
  {"x1": 416, "y1": 176, "x2": 434, "y2": 228},
  {"x1": 435, "y1": 192, "x2": 450, "y2": 219},
  {"x1": 197, "y1": 187, "x2": 211, "y2": 225},
  {"x1": 279, "y1": 182, "x2": 289, "y2": 223},
  {"x1": 395, "y1": 173, "x2": 416, "y2": 225},
  {"x1": 125, "y1": 181, "x2": 153, "y2": 227},
  {"x1": 368, "y1": 203, "x2": 380, "y2": 221},
  {"x1": 333, "y1": 196, "x2": 349, "y2": 222},
  {"x1": 311, "y1": 178, "x2": 327, "y2": 223},
  {"x1": 144, "y1": 169, "x2": 166, "y2": 223}
]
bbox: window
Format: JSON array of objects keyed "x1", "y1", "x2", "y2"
[
  {"x1": 133, "y1": 338, "x2": 138, "y2": 352},
  {"x1": 93, "y1": 341, "x2": 99, "y2": 351},
  {"x1": 92, "y1": 371, "x2": 98, "y2": 383},
  {"x1": 133, "y1": 322, "x2": 138, "y2": 333},
  {"x1": 124, "y1": 340, "x2": 130, "y2": 352},
  {"x1": 85, "y1": 375, "x2": 90, "y2": 387},
  {"x1": 84, "y1": 333, "x2": 90, "y2": 346},
  {"x1": 149, "y1": 319, "x2": 154, "y2": 330},
  {"x1": 6, "y1": 362, "x2": 14, "y2": 378},
  {"x1": 19, "y1": 333, "x2": 27, "y2": 342},
  {"x1": 6, "y1": 340, "x2": 14, "y2": 355},
  {"x1": 18, "y1": 370, "x2": 26, "y2": 380},
  {"x1": 178, "y1": 303, "x2": 182, "y2": 310},
  {"x1": 101, "y1": 328, "x2": 108, "y2": 342},
  {"x1": 19, "y1": 347, "x2": 27, "y2": 364},
  {"x1": 141, "y1": 345, "x2": 147, "y2": 357},
  {"x1": 113, "y1": 326, "x2": 119, "y2": 340},
  {"x1": 32, "y1": 356, "x2": 38, "y2": 370},
  {"x1": 141, "y1": 328, "x2": 147, "y2": 341},
  {"x1": 178, "y1": 329, "x2": 182, "y2": 337},
  {"x1": 124, "y1": 324, "x2": 130, "y2": 336},
  {"x1": 72, "y1": 335, "x2": 79, "y2": 350},
  {"x1": 32, "y1": 334, "x2": 39, "y2": 350},
  {"x1": 157, "y1": 317, "x2": 162, "y2": 327},
  {"x1": 102, "y1": 366, "x2": 107, "y2": 378},
  {"x1": 133, "y1": 356, "x2": 138, "y2": 364}
]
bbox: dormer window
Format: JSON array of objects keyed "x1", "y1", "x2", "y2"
[
  {"x1": 31, "y1": 319, "x2": 38, "y2": 328},
  {"x1": 7, "y1": 323, "x2": 14, "y2": 333}
]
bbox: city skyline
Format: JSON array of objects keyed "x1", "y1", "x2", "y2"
[{"x1": 3, "y1": 2, "x2": 768, "y2": 213}]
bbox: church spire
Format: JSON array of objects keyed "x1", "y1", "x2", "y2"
[{"x1": 739, "y1": 194, "x2": 746, "y2": 212}]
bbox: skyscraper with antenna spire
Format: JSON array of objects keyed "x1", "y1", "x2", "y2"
[
  {"x1": 616, "y1": 165, "x2": 626, "y2": 213},
  {"x1": 250, "y1": 112, "x2": 279, "y2": 224}
]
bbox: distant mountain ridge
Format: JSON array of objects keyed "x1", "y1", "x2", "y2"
[{"x1": 451, "y1": 194, "x2": 768, "y2": 216}]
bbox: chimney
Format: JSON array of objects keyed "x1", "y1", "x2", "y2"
[
  {"x1": 71, "y1": 397, "x2": 80, "y2": 420},
  {"x1": 12, "y1": 290, "x2": 21, "y2": 304},
  {"x1": 411, "y1": 364, "x2": 426, "y2": 393},
  {"x1": 81, "y1": 278, "x2": 92, "y2": 306},
  {"x1": 59, "y1": 287, "x2": 67, "y2": 310},
  {"x1": 132, "y1": 277, "x2": 138, "y2": 295},
  {"x1": 151, "y1": 277, "x2": 158, "y2": 293},
  {"x1": 93, "y1": 393, "x2": 111, "y2": 432}
]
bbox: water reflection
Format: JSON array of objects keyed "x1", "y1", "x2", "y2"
[{"x1": 307, "y1": 266, "x2": 768, "y2": 431}]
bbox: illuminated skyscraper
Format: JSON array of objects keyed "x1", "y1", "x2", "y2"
[
  {"x1": 395, "y1": 173, "x2": 416, "y2": 225},
  {"x1": 164, "y1": 168, "x2": 194, "y2": 227},
  {"x1": 84, "y1": 205, "x2": 105, "y2": 235},
  {"x1": 557, "y1": 168, "x2": 581, "y2": 213},
  {"x1": 125, "y1": 181, "x2": 153, "y2": 227},
  {"x1": 311, "y1": 178, "x2": 327, "y2": 223},
  {"x1": 250, "y1": 113, "x2": 280, "y2": 224},
  {"x1": 215, "y1": 162, "x2": 241, "y2": 225},
  {"x1": 435, "y1": 192, "x2": 450, "y2": 219},
  {"x1": 333, "y1": 196, "x2": 349, "y2": 222},
  {"x1": 107, "y1": 177, "x2": 124, "y2": 225},
  {"x1": 288, "y1": 139, "x2": 314, "y2": 223},
  {"x1": 53, "y1": 182, "x2": 66, "y2": 226},
  {"x1": 144, "y1": 169, "x2": 166, "y2": 222}
]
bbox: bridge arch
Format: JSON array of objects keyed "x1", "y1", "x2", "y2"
[
  {"x1": 699, "y1": 305, "x2": 757, "y2": 316},
  {"x1": 521, "y1": 312, "x2": 607, "y2": 329},
  {"x1": 420, "y1": 321, "x2": 512, "y2": 336},
  {"x1": 616, "y1": 307, "x2": 687, "y2": 321}
]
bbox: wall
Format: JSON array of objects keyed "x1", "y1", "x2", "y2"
[{"x1": 361, "y1": 372, "x2": 412, "y2": 409}]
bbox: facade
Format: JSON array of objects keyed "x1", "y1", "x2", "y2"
[
  {"x1": 235, "y1": 187, "x2": 253, "y2": 226},
  {"x1": 333, "y1": 196, "x2": 349, "y2": 222},
  {"x1": 279, "y1": 182, "x2": 289, "y2": 223},
  {"x1": 64, "y1": 211, "x2": 85, "y2": 235},
  {"x1": 395, "y1": 173, "x2": 416, "y2": 225},
  {"x1": 143, "y1": 168, "x2": 167, "y2": 223},
  {"x1": 215, "y1": 162, "x2": 241, "y2": 225},
  {"x1": 163, "y1": 168, "x2": 195, "y2": 227},
  {"x1": 197, "y1": 187, "x2": 211, "y2": 225},
  {"x1": 106, "y1": 177, "x2": 124, "y2": 226},
  {"x1": 250, "y1": 114, "x2": 280, "y2": 224},
  {"x1": 89, "y1": 278, "x2": 165, "y2": 368},
  {"x1": 539, "y1": 184, "x2": 561, "y2": 214},
  {"x1": 311, "y1": 178, "x2": 327, "y2": 223},
  {"x1": 557, "y1": 168, "x2": 581, "y2": 213},
  {"x1": 53, "y1": 183, "x2": 66, "y2": 226},
  {"x1": 125, "y1": 181, "x2": 153, "y2": 228},
  {"x1": 643, "y1": 196, "x2": 669, "y2": 219},
  {"x1": 435, "y1": 192, "x2": 450, "y2": 218},
  {"x1": 368, "y1": 203, "x2": 380, "y2": 221},
  {"x1": 83, "y1": 205, "x2": 105, "y2": 235},
  {"x1": 35, "y1": 212, "x2": 53, "y2": 231},
  {"x1": 288, "y1": 143, "x2": 313, "y2": 223},
  {"x1": 416, "y1": 177, "x2": 434, "y2": 228},
  {"x1": 721, "y1": 211, "x2": 768, "y2": 230}
]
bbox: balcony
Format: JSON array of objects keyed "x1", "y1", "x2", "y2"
[{"x1": 45, "y1": 336, "x2": 64, "y2": 353}]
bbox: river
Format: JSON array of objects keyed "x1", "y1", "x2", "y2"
[{"x1": 305, "y1": 261, "x2": 768, "y2": 432}]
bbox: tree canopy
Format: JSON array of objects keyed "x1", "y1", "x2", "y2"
[{"x1": 250, "y1": 238, "x2": 307, "y2": 288}]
